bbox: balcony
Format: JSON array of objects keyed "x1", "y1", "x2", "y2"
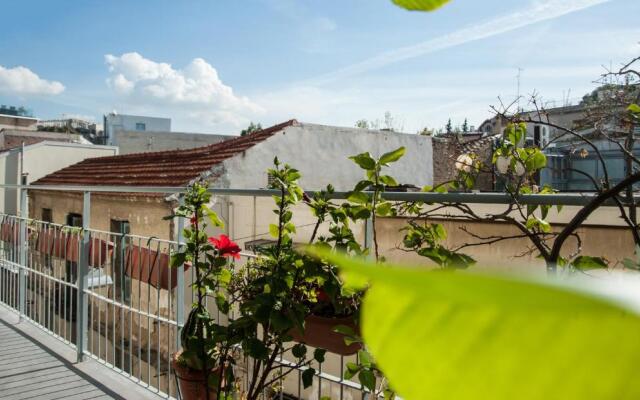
[{"x1": 0, "y1": 183, "x2": 634, "y2": 399}]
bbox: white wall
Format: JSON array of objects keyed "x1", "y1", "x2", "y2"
[
  {"x1": 114, "y1": 130, "x2": 231, "y2": 154},
  {"x1": 218, "y1": 122, "x2": 433, "y2": 191},
  {"x1": 105, "y1": 114, "x2": 171, "y2": 146},
  {"x1": 0, "y1": 142, "x2": 118, "y2": 214}
]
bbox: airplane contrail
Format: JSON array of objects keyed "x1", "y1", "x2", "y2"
[{"x1": 304, "y1": 0, "x2": 612, "y2": 86}]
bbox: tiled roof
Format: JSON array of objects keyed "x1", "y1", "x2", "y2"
[
  {"x1": 461, "y1": 134, "x2": 500, "y2": 154},
  {"x1": 33, "y1": 120, "x2": 297, "y2": 187}
]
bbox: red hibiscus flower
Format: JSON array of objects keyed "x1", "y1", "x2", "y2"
[{"x1": 208, "y1": 234, "x2": 241, "y2": 259}]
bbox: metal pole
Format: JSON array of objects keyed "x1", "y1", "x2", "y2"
[
  {"x1": 364, "y1": 217, "x2": 373, "y2": 258},
  {"x1": 18, "y1": 175, "x2": 28, "y2": 320},
  {"x1": 175, "y1": 196, "x2": 185, "y2": 349},
  {"x1": 76, "y1": 191, "x2": 91, "y2": 362}
]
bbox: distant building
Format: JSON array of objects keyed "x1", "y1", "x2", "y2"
[
  {"x1": 112, "y1": 129, "x2": 232, "y2": 154},
  {"x1": 38, "y1": 118, "x2": 98, "y2": 136},
  {"x1": 432, "y1": 132, "x2": 496, "y2": 191},
  {"x1": 30, "y1": 119, "x2": 434, "y2": 239},
  {"x1": 103, "y1": 112, "x2": 171, "y2": 146},
  {"x1": 0, "y1": 105, "x2": 38, "y2": 131},
  {"x1": 0, "y1": 129, "x2": 86, "y2": 150},
  {"x1": 542, "y1": 138, "x2": 640, "y2": 191},
  {"x1": 0, "y1": 141, "x2": 117, "y2": 215}
]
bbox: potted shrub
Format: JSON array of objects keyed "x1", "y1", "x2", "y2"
[
  {"x1": 170, "y1": 181, "x2": 238, "y2": 400},
  {"x1": 173, "y1": 172, "x2": 327, "y2": 400}
]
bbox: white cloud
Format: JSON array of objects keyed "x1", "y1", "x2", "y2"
[
  {"x1": 0, "y1": 65, "x2": 65, "y2": 95},
  {"x1": 104, "y1": 52, "x2": 263, "y2": 128},
  {"x1": 305, "y1": 0, "x2": 612, "y2": 85}
]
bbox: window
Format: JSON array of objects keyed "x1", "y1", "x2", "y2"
[
  {"x1": 135, "y1": 122, "x2": 146, "y2": 131},
  {"x1": 41, "y1": 208, "x2": 52, "y2": 223},
  {"x1": 111, "y1": 219, "x2": 131, "y2": 303},
  {"x1": 66, "y1": 213, "x2": 82, "y2": 227}
]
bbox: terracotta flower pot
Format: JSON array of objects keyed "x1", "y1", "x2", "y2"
[
  {"x1": 171, "y1": 352, "x2": 222, "y2": 400},
  {"x1": 290, "y1": 314, "x2": 362, "y2": 355}
]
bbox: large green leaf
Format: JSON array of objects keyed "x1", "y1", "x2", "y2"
[
  {"x1": 392, "y1": 0, "x2": 450, "y2": 11},
  {"x1": 379, "y1": 147, "x2": 406, "y2": 165},
  {"x1": 310, "y1": 249, "x2": 640, "y2": 400}
]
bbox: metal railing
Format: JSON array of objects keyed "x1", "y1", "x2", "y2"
[
  {"x1": 0, "y1": 183, "x2": 631, "y2": 399},
  {"x1": 0, "y1": 183, "x2": 381, "y2": 399}
]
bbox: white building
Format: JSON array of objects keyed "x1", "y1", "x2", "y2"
[
  {"x1": 0, "y1": 141, "x2": 118, "y2": 215},
  {"x1": 103, "y1": 112, "x2": 171, "y2": 146}
]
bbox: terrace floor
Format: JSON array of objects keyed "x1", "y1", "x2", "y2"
[{"x1": 0, "y1": 307, "x2": 161, "y2": 400}]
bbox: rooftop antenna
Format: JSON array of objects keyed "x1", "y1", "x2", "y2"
[{"x1": 516, "y1": 67, "x2": 523, "y2": 112}]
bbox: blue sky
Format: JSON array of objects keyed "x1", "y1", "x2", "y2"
[{"x1": 0, "y1": 0, "x2": 638, "y2": 134}]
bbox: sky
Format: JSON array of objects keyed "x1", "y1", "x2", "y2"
[{"x1": 0, "y1": 0, "x2": 638, "y2": 135}]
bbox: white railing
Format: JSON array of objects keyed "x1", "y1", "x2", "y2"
[
  {"x1": 0, "y1": 212, "x2": 368, "y2": 399},
  {"x1": 0, "y1": 183, "x2": 629, "y2": 399}
]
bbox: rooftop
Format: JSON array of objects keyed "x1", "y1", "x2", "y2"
[{"x1": 33, "y1": 120, "x2": 297, "y2": 187}]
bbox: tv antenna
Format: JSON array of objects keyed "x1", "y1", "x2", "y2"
[{"x1": 516, "y1": 67, "x2": 523, "y2": 111}]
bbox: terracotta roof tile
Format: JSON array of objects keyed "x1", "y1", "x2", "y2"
[{"x1": 33, "y1": 120, "x2": 297, "y2": 187}]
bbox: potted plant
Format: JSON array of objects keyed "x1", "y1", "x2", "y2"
[
  {"x1": 170, "y1": 181, "x2": 238, "y2": 400},
  {"x1": 223, "y1": 158, "x2": 327, "y2": 398}
]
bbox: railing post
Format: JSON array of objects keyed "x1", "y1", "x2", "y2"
[
  {"x1": 364, "y1": 216, "x2": 374, "y2": 257},
  {"x1": 76, "y1": 191, "x2": 91, "y2": 362},
  {"x1": 175, "y1": 195, "x2": 185, "y2": 349},
  {"x1": 18, "y1": 182, "x2": 28, "y2": 320}
]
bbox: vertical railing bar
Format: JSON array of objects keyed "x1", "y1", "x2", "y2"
[
  {"x1": 147, "y1": 240, "x2": 153, "y2": 387},
  {"x1": 122, "y1": 232, "x2": 127, "y2": 374},
  {"x1": 112, "y1": 232, "x2": 117, "y2": 370},
  {"x1": 18, "y1": 189, "x2": 28, "y2": 320},
  {"x1": 168, "y1": 241, "x2": 173, "y2": 398},
  {"x1": 340, "y1": 355, "x2": 345, "y2": 400},
  {"x1": 97, "y1": 236, "x2": 102, "y2": 360},
  {"x1": 137, "y1": 236, "x2": 142, "y2": 381},
  {"x1": 129, "y1": 236, "x2": 134, "y2": 377},
  {"x1": 156, "y1": 241, "x2": 162, "y2": 392},
  {"x1": 318, "y1": 360, "x2": 323, "y2": 400},
  {"x1": 76, "y1": 191, "x2": 91, "y2": 362},
  {"x1": 175, "y1": 195, "x2": 185, "y2": 350}
]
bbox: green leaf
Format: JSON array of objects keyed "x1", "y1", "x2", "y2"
[
  {"x1": 269, "y1": 223, "x2": 279, "y2": 238},
  {"x1": 203, "y1": 205, "x2": 225, "y2": 228},
  {"x1": 302, "y1": 368, "x2": 315, "y2": 388},
  {"x1": 170, "y1": 252, "x2": 186, "y2": 268},
  {"x1": 379, "y1": 175, "x2": 399, "y2": 187},
  {"x1": 379, "y1": 147, "x2": 406, "y2": 165},
  {"x1": 314, "y1": 348, "x2": 326, "y2": 363},
  {"x1": 376, "y1": 202, "x2": 393, "y2": 216},
  {"x1": 357, "y1": 349, "x2": 373, "y2": 367},
  {"x1": 349, "y1": 153, "x2": 376, "y2": 170},
  {"x1": 347, "y1": 191, "x2": 370, "y2": 204},
  {"x1": 353, "y1": 179, "x2": 374, "y2": 192},
  {"x1": 292, "y1": 343, "x2": 307, "y2": 358},
  {"x1": 627, "y1": 103, "x2": 640, "y2": 114},
  {"x1": 572, "y1": 256, "x2": 608, "y2": 271},
  {"x1": 359, "y1": 369, "x2": 377, "y2": 391},
  {"x1": 532, "y1": 151, "x2": 547, "y2": 170},
  {"x1": 391, "y1": 0, "x2": 450, "y2": 11},
  {"x1": 308, "y1": 248, "x2": 640, "y2": 400}
]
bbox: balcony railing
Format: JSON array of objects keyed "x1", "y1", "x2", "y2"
[{"x1": 0, "y1": 183, "x2": 631, "y2": 399}]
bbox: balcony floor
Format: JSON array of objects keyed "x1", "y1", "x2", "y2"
[{"x1": 0, "y1": 307, "x2": 161, "y2": 400}]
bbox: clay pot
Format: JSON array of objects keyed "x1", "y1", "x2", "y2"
[
  {"x1": 171, "y1": 352, "x2": 222, "y2": 400},
  {"x1": 290, "y1": 314, "x2": 361, "y2": 355}
]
